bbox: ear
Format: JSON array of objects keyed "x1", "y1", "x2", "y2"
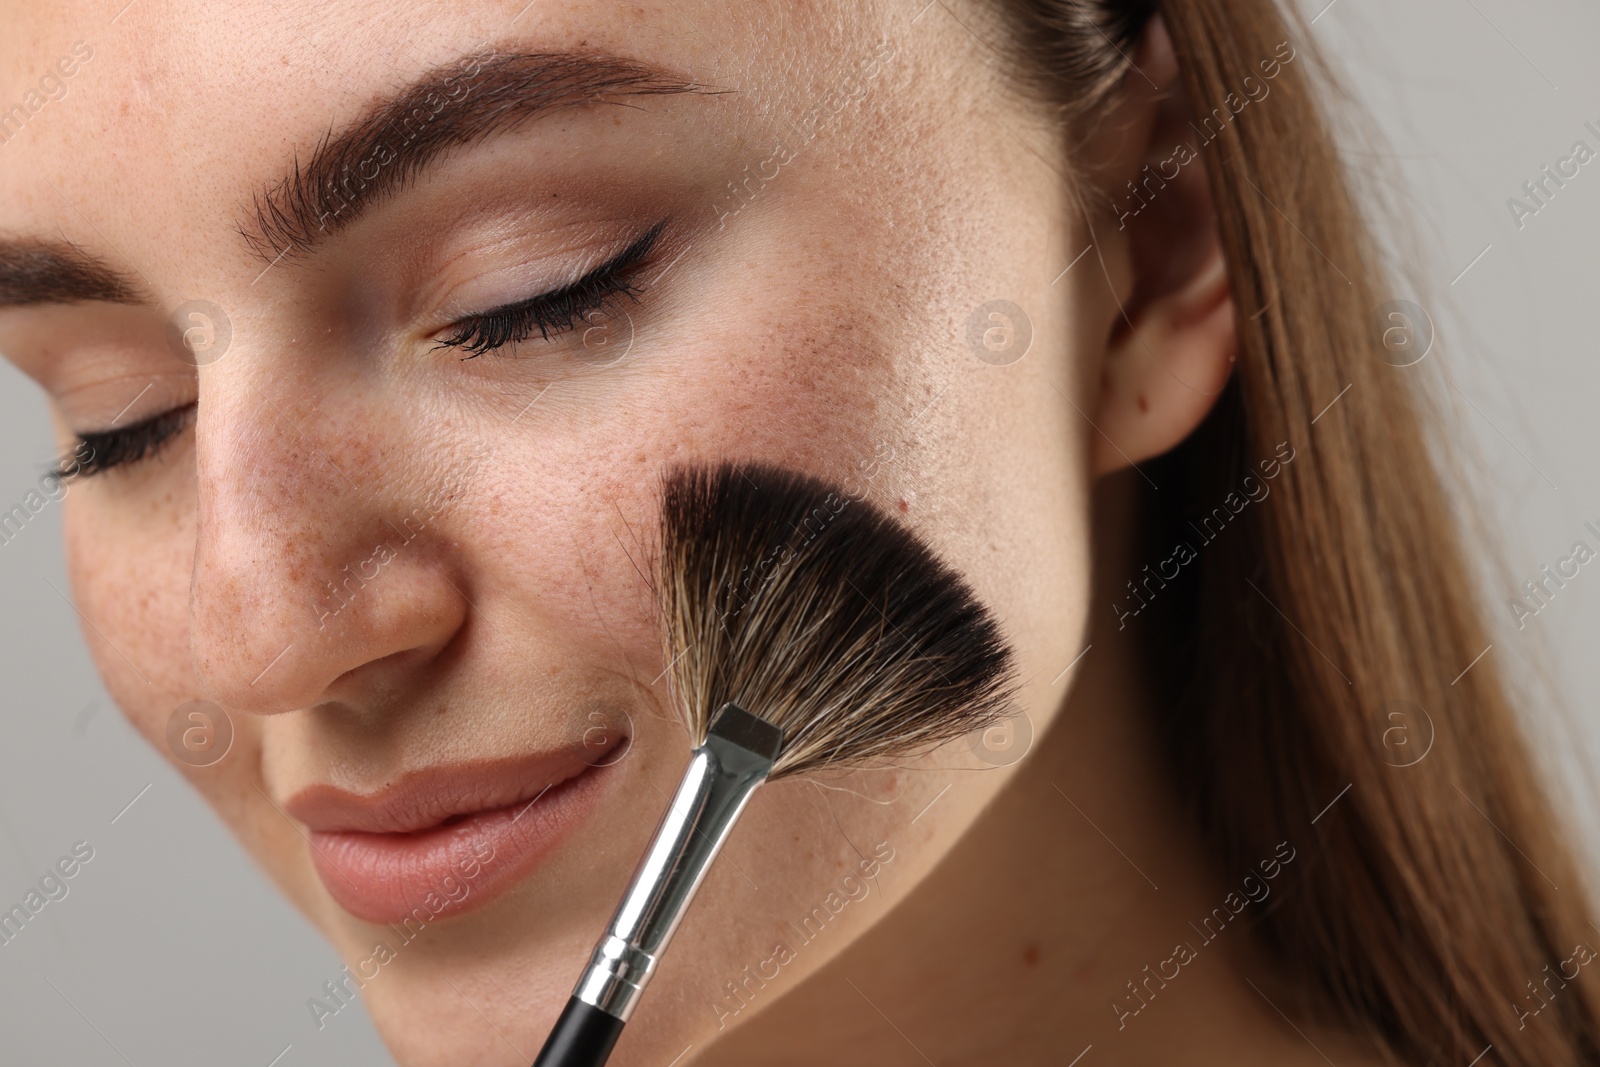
[{"x1": 1087, "y1": 18, "x2": 1238, "y2": 477}]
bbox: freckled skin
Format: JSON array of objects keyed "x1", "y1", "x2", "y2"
[{"x1": 0, "y1": 3, "x2": 1380, "y2": 1066}]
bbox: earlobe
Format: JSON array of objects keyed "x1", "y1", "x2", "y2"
[{"x1": 1090, "y1": 245, "x2": 1235, "y2": 475}]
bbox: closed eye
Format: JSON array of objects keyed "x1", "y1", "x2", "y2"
[
  {"x1": 54, "y1": 402, "x2": 198, "y2": 481},
  {"x1": 432, "y1": 220, "x2": 666, "y2": 358}
]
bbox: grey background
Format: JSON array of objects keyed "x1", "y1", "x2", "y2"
[{"x1": 0, "y1": 1, "x2": 1596, "y2": 1062}]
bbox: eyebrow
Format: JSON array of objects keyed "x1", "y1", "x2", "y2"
[
  {"x1": 0, "y1": 239, "x2": 143, "y2": 308},
  {"x1": 0, "y1": 49, "x2": 705, "y2": 308},
  {"x1": 241, "y1": 48, "x2": 707, "y2": 262}
]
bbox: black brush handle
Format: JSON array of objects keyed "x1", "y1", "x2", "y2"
[{"x1": 531, "y1": 996, "x2": 625, "y2": 1067}]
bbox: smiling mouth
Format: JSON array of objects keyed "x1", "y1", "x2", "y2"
[{"x1": 286, "y1": 737, "x2": 626, "y2": 925}]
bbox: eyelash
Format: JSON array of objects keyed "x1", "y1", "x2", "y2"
[
  {"x1": 55, "y1": 402, "x2": 198, "y2": 481},
  {"x1": 433, "y1": 221, "x2": 666, "y2": 358}
]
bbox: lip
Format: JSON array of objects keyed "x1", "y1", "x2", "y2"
[{"x1": 287, "y1": 740, "x2": 624, "y2": 924}]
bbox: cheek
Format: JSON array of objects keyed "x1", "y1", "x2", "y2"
[
  {"x1": 64, "y1": 479, "x2": 200, "y2": 742},
  {"x1": 62, "y1": 478, "x2": 274, "y2": 827},
  {"x1": 461, "y1": 292, "x2": 907, "y2": 659}
]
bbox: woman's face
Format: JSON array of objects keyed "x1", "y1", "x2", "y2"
[{"x1": 0, "y1": 0, "x2": 1102, "y2": 1061}]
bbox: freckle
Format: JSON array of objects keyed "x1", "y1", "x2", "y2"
[
  {"x1": 1023, "y1": 942, "x2": 1040, "y2": 967},
  {"x1": 1136, "y1": 394, "x2": 1149, "y2": 413},
  {"x1": 896, "y1": 498, "x2": 908, "y2": 514}
]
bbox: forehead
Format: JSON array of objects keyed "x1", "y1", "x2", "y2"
[{"x1": 0, "y1": 0, "x2": 893, "y2": 282}]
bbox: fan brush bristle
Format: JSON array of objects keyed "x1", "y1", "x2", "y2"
[{"x1": 658, "y1": 461, "x2": 1019, "y2": 780}]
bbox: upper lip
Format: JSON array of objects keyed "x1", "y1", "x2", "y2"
[{"x1": 285, "y1": 743, "x2": 613, "y2": 835}]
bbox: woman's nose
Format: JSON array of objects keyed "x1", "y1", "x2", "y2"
[{"x1": 186, "y1": 370, "x2": 473, "y2": 714}]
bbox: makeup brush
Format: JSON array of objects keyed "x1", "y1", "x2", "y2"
[{"x1": 532, "y1": 461, "x2": 1018, "y2": 1067}]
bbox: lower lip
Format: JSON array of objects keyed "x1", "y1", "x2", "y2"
[{"x1": 307, "y1": 761, "x2": 614, "y2": 925}]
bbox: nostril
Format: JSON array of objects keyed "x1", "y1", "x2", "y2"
[{"x1": 327, "y1": 639, "x2": 455, "y2": 693}]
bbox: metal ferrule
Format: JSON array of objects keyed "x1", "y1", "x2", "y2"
[{"x1": 573, "y1": 704, "x2": 780, "y2": 1023}]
